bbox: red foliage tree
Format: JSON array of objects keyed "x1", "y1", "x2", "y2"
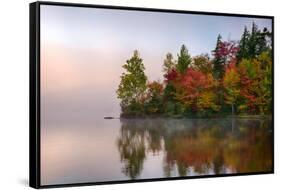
[
  {"x1": 164, "y1": 68, "x2": 179, "y2": 83},
  {"x1": 174, "y1": 68, "x2": 218, "y2": 111},
  {"x1": 216, "y1": 41, "x2": 239, "y2": 64}
]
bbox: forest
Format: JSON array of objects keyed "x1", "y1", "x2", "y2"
[{"x1": 116, "y1": 23, "x2": 272, "y2": 118}]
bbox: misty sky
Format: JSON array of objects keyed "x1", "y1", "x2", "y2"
[{"x1": 40, "y1": 5, "x2": 272, "y2": 122}]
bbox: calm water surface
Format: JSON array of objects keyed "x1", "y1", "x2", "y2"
[{"x1": 41, "y1": 118, "x2": 272, "y2": 185}]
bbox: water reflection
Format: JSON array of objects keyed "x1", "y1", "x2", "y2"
[
  {"x1": 117, "y1": 125, "x2": 146, "y2": 179},
  {"x1": 117, "y1": 118, "x2": 272, "y2": 179},
  {"x1": 41, "y1": 118, "x2": 272, "y2": 185}
]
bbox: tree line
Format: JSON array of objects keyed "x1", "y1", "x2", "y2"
[{"x1": 117, "y1": 23, "x2": 272, "y2": 118}]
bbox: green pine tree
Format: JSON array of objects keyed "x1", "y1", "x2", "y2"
[
  {"x1": 237, "y1": 26, "x2": 250, "y2": 62},
  {"x1": 212, "y1": 34, "x2": 225, "y2": 79},
  {"x1": 176, "y1": 45, "x2": 192, "y2": 74}
]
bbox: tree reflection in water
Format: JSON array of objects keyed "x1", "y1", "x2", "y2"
[
  {"x1": 116, "y1": 118, "x2": 272, "y2": 179},
  {"x1": 116, "y1": 123, "x2": 146, "y2": 179}
]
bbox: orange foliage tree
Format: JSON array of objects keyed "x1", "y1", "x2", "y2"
[
  {"x1": 223, "y1": 62, "x2": 240, "y2": 115},
  {"x1": 174, "y1": 68, "x2": 219, "y2": 114}
]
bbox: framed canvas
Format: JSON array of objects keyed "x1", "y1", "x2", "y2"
[{"x1": 29, "y1": 1, "x2": 274, "y2": 188}]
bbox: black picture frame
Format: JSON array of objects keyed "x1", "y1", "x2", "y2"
[{"x1": 29, "y1": 1, "x2": 274, "y2": 188}]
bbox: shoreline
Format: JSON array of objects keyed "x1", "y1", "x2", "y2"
[{"x1": 104, "y1": 114, "x2": 272, "y2": 120}]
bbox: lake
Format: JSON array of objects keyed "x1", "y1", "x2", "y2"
[{"x1": 41, "y1": 118, "x2": 272, "y2": 185}]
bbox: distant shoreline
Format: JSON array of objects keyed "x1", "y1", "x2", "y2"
[{"x1": 104, "y1": 114, "x2": 271, "y2": 120}]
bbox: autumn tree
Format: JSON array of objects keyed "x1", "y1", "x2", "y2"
[
  {"x1": 144, "y1": 81, "x2": 164, "y2": 114},
  {"x1": 238, "y1": 58, "x2": 262, "y2": 113},
  {"x1": 236, "y1": 53, "x2": 272, "y2": 115},
  {"x1": 212, "y1": 36, "x2": 239, "y2": 111},
  {"x1": 162, "y1": 50, "x2": 182, "y2": 115},
  {"x1": 223, "y1": 63, "x2": 240, "y2": 115},
  {"x1": 174, "y1": 68, "x2": 219, "y2": 115},
  {"x1": 163, "y1": 68, "x2": 183, "y2": 115},
  {"x1": 259, "y1": 52, "x2": 272, "y2": 114},
  {"x1": 117, "y1": 50, "x2": 147, "y2": 116},
  {"x1": 212, "y1": 35, "x2": 239, "y2": 78},
  {"x1": 216, "y1": 41, "x2": 239, "y2": 65},
  {"x1": 192, "y1": 54, "x2": 212, "y2": 74}
]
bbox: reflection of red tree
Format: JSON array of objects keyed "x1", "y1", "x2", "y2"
[
  {"x1": 164, "y1": 124, "x2": 272, "y2": 174},
  {"x1": 165, "y1": 130, "x2": 222, "y2": 174},
  {"x1": 224, "y1": 125, "x2": 272, "y2": 173},
  {"x1": 118, "y1": 119, "x2": 272, "y2": 178}
]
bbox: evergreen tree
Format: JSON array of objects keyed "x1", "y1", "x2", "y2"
[
  {"x1": 176, "y1": 45, "x2": 192, "y2": 74},
  {"x1": 248, "y1": 22, "x2": 258, "y2": 58},
  {"x1": 256, "y1": 27, "x2": 271, "y2": 56},
  {"x1": 238, "y1": 23, "x2": 271, "y2": 61},
  {"x1": 212, "y1": 34, "x2": 225, "y2": 79},
  {"x1": 237, "y1": 26, "x2": 250, "y2": 62}
]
